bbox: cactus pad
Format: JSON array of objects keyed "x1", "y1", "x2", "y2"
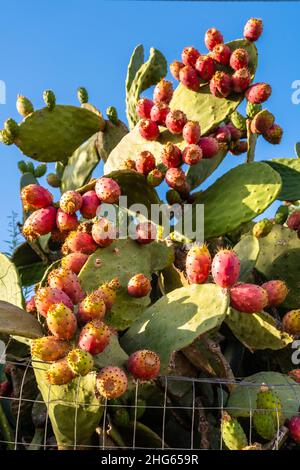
[
  {"x1": 233, "y1": 234, "x2": 260, "y2": 281},
  {"x1": 186, "y1": 146, "x2": 228, "y2": 189},
  {"x1": 264, "y1": 158, "x2": 300, "y2": 201},
  {"x1": 96, "y1": 120, "x2": 128, "y2": 162}
]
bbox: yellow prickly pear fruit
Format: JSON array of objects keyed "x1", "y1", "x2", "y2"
[
  {"x1": 16, "y1": 95, "x2": 34, "y2": 116},
  {"x1": 252, "y1": 218, "x2": 273, "y2": 238},
  {"x1": 221, "y1": 411, "x2": 248, "y2": 450}
]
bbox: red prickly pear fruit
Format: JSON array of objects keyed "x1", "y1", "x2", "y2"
[
  {"x1": 147, "y1": 168, "x2": 164, "y2": 187},
  {"x1": 210, "y1": 71, "x2": 232, "y2": 98},
  {"x1": 215, "y1": 126, "x2": 231, "y2": 143},
  {"x1": 230, "y1": 140, "x2": 248, "y2": 155},
  {"x1": 67, "y1": 348, "x2": 94, "y2": 376},
  {"x1": 229, "y1": 48, "x2": 249, "y2": 71},
  {"x1": 287, "y1": 210, "x2": 300, "y2": 231},
  {"x1": 289, "y1": 416, "x2": 300, "y2": 444},
  {"x1": 186, "y1": 245, "x2": 211, "y2": 285},
  {"x1": 92, "y1": 217, "x2": 116, "y2": 247},
  {"x1": 78, "y1": 291, "x2": 106, "y2": 324},
  {"x1": 232, "y1": 68, "x2": 251, "y2": 93},
  {"x1": 161, "y1": 142, "x2": 182, "y2": 168},
  {"x1": 31, "y1": 336, "x2": 71, "y2": 362},
  {"x1": 198, "y1": 136, "x2": 219, "y2": 159},
  {"x1": 153, "y1": 79, "x2": 173, "y2": 104},
  {"x1": 204, "y1": 28, "x2": 224, "y2": 51},
  {"x1": 138, "y1": 118, "x2": 159, "y2": 141},
  {"x1": 35, "y1": 287, "x2": 73, "y2": 318},
  {"x1": 61, "y1": 252, "x2": 88, "y2": 274},
  {"x1": 182, "y1": 121, "x2": 201, "y2": 145},
  {"x1": 136, "y1": 221, "x2": 157, "y2": 244},
  {"x1": 261, "y1": 280, "x2": 288, "y2": 307},
  {"x1": 212, "y1": 44, "x2": 231, "y2": 65},
  {"x1": 244, "y1": 18, "x2": 263, "y2": 42},
  {"x1": 245, "y1": 83, "x2": 272, "y2": 104},
  {"x1": 250, "y1": 110, "x2": 275, "y2": 134},
  {"x1": 226, "y1": 123, "x2": 242, "y2": 142},
  {"x1": 288, "y1": 369, "x2": 300, "y2": 383},
  {"x1": 59, "y1": 190, "x2": 82, "y2": 215},
  {"x1": 95, "y1": 177, "x2": 121, "y2": 204},
  {"x1": 211, "y1": 249, "x2": 240, "y2": 288},
  {"x1": 21, "y1": 184, "x2": 53, "y2": 212},
  {"x1": 182, "y1": 144, "x2": 203, "y2": 165},
  {"x1": 22, "y1": 206, "x2": 56, "y2": 241},
  {"x1": 195, "y1": 55, "x2": 215, "y2": 82},
  {"x1": 46, "y1": 359, "x2": 75, "y2": 385},
  {"x1": 150, "y1": 102, "x2": 170, "y2": 126},
  {"x1": 56, "y1": 208, "x2": 78, "y2": 232},
  {"x1": 282, "y1": 310, "x2": 300, "y2": 335},
  {"x1": 181, "y1": 46, "x2": 200, "y2": 67},
  {"x1": 135, "y1": 151, "x2": 156, "y2": 175},
  {"x1": 179, "y1": 65, "x2": 200, "y2": 92},
  {"x1": 96, "y1": 278, "x2": 120, "y2": 310},
  {"x1": 48, "y1": 267, "x2": 85, "y2": 305},
  {"x1": 127, "y1": 349, "x2": 160, "y2": 380},
  {"x1": 262, "y1": 124, "x2": 283, "y2": 145},
  {"x1": 96, "y1": 366, "x2": 128, "y2": 399},
  {"x1": 165, "y1": 168, "x2": 186, "y2": 191},
  {"x1": 127, "y1": 273, "x2": 151, "y2": 298},
  {"x1": 80, "y1": 190, "x2": 100, "y2": 219},
  {"x1": 165, "y1": 110, "x2": 187, "y2": 134},
  {"x1": 229, "y1": 283, "x2": 268, "y2": 313},
  {"x1": 78, "y1": 320, "x2": 111, "y2": 355},
  {"x1": 62, "y1": 230, "x2": 98, "y2": 255},
  {"x1": 170, "y1": 60, "x2": 184, "y2": 80},
  {"x1": 136, "y1": 98, "x2": 154, "y2": 119},
  {"x1": 46, "y1": 302, "x2": 77, "y2": 340},
  {"x1": 26, "y1": 296, "x2": 36, "y2": 314}
]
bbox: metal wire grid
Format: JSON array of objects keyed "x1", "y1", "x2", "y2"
[{"x1": 0, "y1": 339, "x2": 299, "y2": 450}]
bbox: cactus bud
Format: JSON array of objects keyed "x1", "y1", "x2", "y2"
[
  {"x1": 16, "y1": 95, "x2": 34, "y2": 116},
  {"x1": 26, "y1": 162, "x2": 35, "y2": 174},
  {"x1": 230, "y1": 111, "x2": 247, "y2": 132},
  {"x1": 246, "y1": 101, "x2": 262, "y2": 119},
  {"x1": 106, "y1": 106, "x2": 118, "y2": 124},
  {"x1": 0, "y1": 129, "x2": 14, "y2": 145},
  {"x1": 43, "y1": 89, "x2": 56, "y2": 110},
  {"x1": 275, "y1": 205, "x2": 289, "y2": 225},
  {"x1": 18, "y1": 160, "x2": 28, "y2": 173},
  {"x1": 47, "y1": 173, "x2": 61, "y2": 188},
  {"x1": 77, "y1": 87, "x2": 88, "y2": 104},
  {"x1": 34, "y1": 164, "x2": 47, "y2": 178},
  {"x1": 4, "y1": 118, "x2": 19, "y2": 138}
]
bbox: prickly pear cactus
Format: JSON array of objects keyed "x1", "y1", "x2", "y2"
[{"x1": 264, "y1": 158, "x2": 300, "y2": 201}]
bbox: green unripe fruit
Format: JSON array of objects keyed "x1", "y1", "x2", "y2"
[
  {"x1": 26, "y1": 162, "x2": 35, "y2": 174},
  {"x1": 16, "y1": 95, "x2": 34, "y2": 117},
  {"x1": 275, "y1": 205, "x2": 289, "y2": 225},
  {"x1": 129, "y1": 398, "x2": 146, "y2": 420},
  {"x1": 77, "y1": 87, "x2": 88, "y2": 104},
  {"x1": 252, "y1": 218, "x2": 273, "y2": 238},
  {"x1": 147, "y1": 168, "x2": 164, "y2": 187},
  {"x1": 221, "y1": 411, "x2": 248, "y2": 450},
  {"x1": 55, "y1": 162, "x2": 65, "y2": 178},
  {"x1": 113, "y1": 408, "x2": 130, "y2": 426},
  {"x1": 166, "y1": 189, "x2": 181, "y2": 205},
  {"x1": 17, "y1": 160, "x2": 28, "y2": 173},
  {"x1": 230, "y1": 110, "x2": 247, "y2": 131},
  {"x1": 253, "y1": 385, "x2": 283, "y2": 440},
  {"x1": 246, "y1": 101, "x2": 262, "y2": 119},
  {"x1": 43, "y1": 89, "x2": 56, "y2": 110},
  {"x1": 67, "y1": 349, "x2": 94, "y2": 376},
  {"x1": 0, "y1": 129, "x2": 14, "y2": 145},
  {"x1": 4, "y1": 118, "x2": 19, "y2": 138},
  {"x1": 106, "y1": 106, "x2": 118, "y2": 125},
  {"x1": 34, "y1": 164, "x2": 47, "y2": 178},
  {"x1": 47, "y1": 173, "x2": 61, "y2": 188}
]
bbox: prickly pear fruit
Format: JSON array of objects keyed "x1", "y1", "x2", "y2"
[
  {"x1": 127, "y1": 274, "x2": 151, "y2": 298},
  {"x1": 153, "y1": 79, "x2": 173, "y2": 104},
  {"x1": 165, "y1": 168, "x2": 186, "y2": 192},
  {"x1": 287, "y1": 210, "x2": 300, "y2": 231},
  {"x1": 47, "y1": 173, "x2": 61, "y2": 188},
  {"x1": 250, "y1": 110, "x2": 275, "y2": 134},
  {"x1": 127, "y1": 349, "x2": 160, "y2": 380},
  {"x1": 274, "y1": 205, "x2": 289, "y2": 225},
  {"x1": 61, "y1": 252, "x2": 88, "y2": 274},
  {"x1": 246, "y1": 101, "x2": 262, "y2": 119},
  {"x1": 212, "y1": 43, "x2": 231, "y2": 65},
  {"x1": 226, "y1": 123, "x2": 242, "y2": 141},
  {"x1": 16, "y1": 95, "x2": 34, "y2": 116},
  {"x1": 182, "y1": 121, "x2": 201, "y2": 145},
  {"x1": 4, "y1": 118, "x2": 19, "y2": 138},
  {"x1": 34, "y1": 164, "x2": 47, "y2": 178},
  {"x1": 80, "y1": 190, "x2": 100, "y2": 219},
  {"x1": 31, "y1": 336, "x2": 71, "y2": 362},
  {"x1": 21, "y1": 184, "x2": 53, "y2": 212},
  {"x1": 91, "y1": 217, "x2": 116, "y2": 247},
  {"x1": 113, "y1": 408, "x2": 130, "y2": 426},
  {"x1": 166, "y1": 189, "x2": 181, "y2": 205},
  {"x1": 48, "y1": 267, "x2": 85, "y2": 305},
  {"x1": 62, "y1": 230, "x2": 98, "y2": 255},
  {"x1": 195, "y1": 55, "x2": 215, "y2": 82},
  {"x1": 182, "y1": 144, "x2": 202, "y2": 165},
  {"x1": 282, "y1": 310, "x2": 300, "y2": 335},
  {"x1": 60, "y1": 190, "x2": 82, "y2": 215},
  {"x1": 150, "y1": 102, "x2": 170, "y2": 126},
  {"x1": 230, "y1": 140, "x2": 248, "y2": 155},
  {"x1": 288, "y1": 369, "x2": 300, "y2": 383},
  {"x1": 211, "y1": 249, "x2": 240, "y2": 288},
  {"x1": 179, "y1": 65, "x2": 200, "y2": 91},
  {"x1": 186, "y1": 245, "x2": 211, "y2": 285},
  {"x1": 229, "y1": 48, "x2": 249, "y2": 71},
  {"x1": 0, "y1": 130, "x2": 14, "y2": 145},
  {"x1": 136, "y1": 221, "x2": 157, "y2": 244},
  {"x1": 147, "y1": 168, "x2": 164, "y2": 187},
  {"x1": 263, "y1": 124, "x2": 283, "y2": 145},
  {"x1": 56, "y1": 208, "x2": 78, "y2": 232},
  {"x1": 46, "y1": 303, "x2": 77, "y2": 340},
  {"x1": 46, "y1": 359, "x2": 75, "y2": 385},
  {"x1": 244, "y1": 18, "x2": 263, "y2": 42},
  {"x1": 67, "y1": 348, "x2": 94, "y2": 376},
  {"x1": 135, "y1": 151, "x2": 156, "y2": 176},
  {"x1": 26, "y1": 296, "x2": 36, "y2": 314},
  {"x1": 204, "y1": 28, "x2": 223, "y2": 51},
  {"x1": 210, "y1": 71, "x2": 232, "y2": 98},
  {"x1": 198, "y1": 136, "x2": 219, "y2": 159},
  {"x1": 231, "y1": 111, "x2": 247, "y2": 131},
  {"x1": 22, "y1": 206, "x2": 57, "y2": 241},
  {"x1": 253, "y1": 385, "x2": 283, "y2": 440},
  {"x1": 232, "y1": 68, "x2": 251, "y2": 93},
  {"x1": 138, "y1": 119, "x2": 159, "y2": 141},
  {"x1": 230, "y1": 283, "x2": 268, "y2": 313},
  {"x1": 106, "y1": 106, "x2": 118, "y2": 124},
  {"x1": 252, "y1": 219, "x2": 273, "y2": 238},
  {"x1": 96, "y1": 278, "x2": 120, "y2": 310},
  {"x1": 96, "y1": 366, "x2": 128, "y2": 399},
  {"x1": 43, "y1": 90, "x2": 56, "y2": 110},
  {"x1": 221, "y1": 411, "x2": 248, "y2": 450},
  {"x1": 181, "y1": 46, "x2": 200, "y2": 67},
  {"x1": 136, "y1": 98, "x2": 154, "y2": 119},
  {"x1": 161, "y1": 142, "x2": 182, "y2": 168},
  {"x1": 165, "y1": 110, "x2": 187, "y2": 134},
  {"x1": 77, "y1": 87, "x2": 88, "y2": 104},
  {"x1": 78, "y1": 291, "x2": 106, "y2": 324},
  {"x1": 289, "y1": 416, "x2": 300, "y2": 444},
  {"x1": 170, "y1": 60, "x2": 184, "y2": 80},
  {"x1": 35, "y1": 287, "x2": 73, "y2": 318},
  {"x1": 215, "y1": 125, "x2": 231, "y2": 143},
  {"x1": 78, "y1": 320, "x2": 110, "y2": 355},
  {"x1": 95, "y1": 177, "x2": 121, "y2": 204},
  {"x1": 245, "y1": 83, "x2": 272, "y2": 104},
  {"x1": 261, "y1": 280, "x2": 288, "y2": 307}
]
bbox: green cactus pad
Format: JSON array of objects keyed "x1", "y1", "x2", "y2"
[
  {"x1": 226, "y1": 309, "x2": 293, "y2": 351},
  {"x1": 121, "y1": 283, "x2": 229, "y2": 373},
  {"x1": 294, "y1": 142, "x2": 300, "y2": 158},
  {"x1": 78, "y1": 239, "x2": 173, "y2": 330},
  {"x1": 14, "y1": 105, "x2": 103, "y2": 162},
  {"x1": 126, "y1": 46, "x2": 167, "y2": 129},
  {"x1": 96, "y1": 119, "x2": 128, "y2": 162},
  {"x1": 221, "y1": 412, "x2": 248, "y2": 450},
  {"x1": 93, "y1": 334, "x2": 128, "y2": 368},
  {"x1": 264, "y1": 158, "x2": 300, "y2": 201},
  {"x1": 255, "y1": 224, "x2": 300, "y2": 309},
  {"x1": 192, "y1": 162, "x2": 281, "y2": 239},
  {"x1": 227, "y1": 372, "x2": 300, "y2": 419},
  {"x1": 186, "y1": 146, "x2": 228, "y2": 190},
  {"x1": 12, "y1": 242, "x2": 47, "y2": 287},
  {"x1": 0, "y1": 300, "x2": 42, "y2": 338},
  {"x1": 20, "y1": 172, "x2": 38, "y2": 189},
  {"x1": 170, "y1": 39, "x2": 258, "y2": 135},
  {"x1": 0, "y1": 253, "x2": 24, "y2": 308},
  {"x1": 233, "y1": 234, "x2": 260, "y2": 281}
]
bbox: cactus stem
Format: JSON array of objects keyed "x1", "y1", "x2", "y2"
[{"x1": 246, "y1": 119, "x2": 257, "y2": 163}]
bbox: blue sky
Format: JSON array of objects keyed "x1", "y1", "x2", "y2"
[{"x1": 0, "y1": 1, "x2": 299, "y2": 252}]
